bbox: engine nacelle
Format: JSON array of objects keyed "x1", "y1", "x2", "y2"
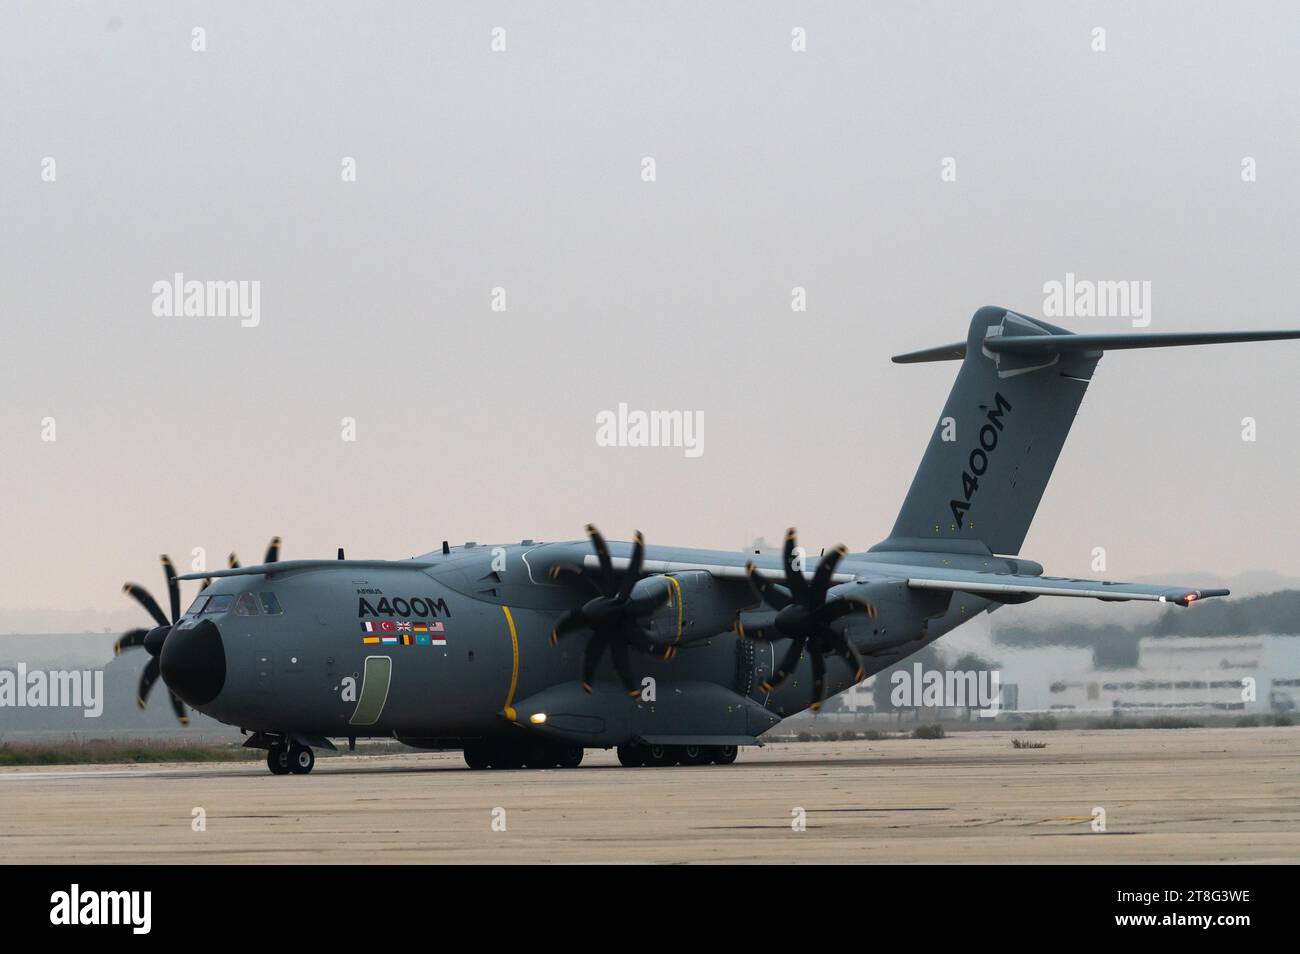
[
  {"x1": 826, "y1": 579, "x2": 951, "y2": 653},
  {"x1": 635, "y1": 571, "x2": 738, "y2": 644}
]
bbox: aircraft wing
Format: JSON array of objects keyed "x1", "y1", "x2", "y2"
[
  {"x1": 581, "y1": 554, "x2": 857, "y2": 585},
  {"x1": 905, "y1": 570, "x2": 1229, "y2": 607}
]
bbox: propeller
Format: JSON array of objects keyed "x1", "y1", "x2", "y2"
[
  {"x1": 228, "y1": 535, "x2": 281, "y2": 570},
  {"x1": 117, "y1": 555, "x2": 188, "y2": 724},
  {"x1": 742, "y1": 528, "x2": 872, "y2": 711},
  {"x1": 118, "y1": 536, "x2": 281, "y2": 724},
  {"x1": 549, "y1": 526, "x2": 675, "y2": 695}
]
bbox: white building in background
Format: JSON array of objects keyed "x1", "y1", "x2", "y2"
[
  {"x1": 1044, "y1": 635, "x2": 1299, "y2": 715},
  {"x1": 827, "y1": 635, "x2": 1300, "y2": 717}
]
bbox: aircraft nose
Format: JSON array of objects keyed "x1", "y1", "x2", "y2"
[{"x1": 160, "y1": 618, "x2": 226, "y2": 707}]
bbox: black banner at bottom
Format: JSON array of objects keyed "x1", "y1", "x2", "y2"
[{"x1": 2, "y1": 864, "x2": 1285, "y2": 939}]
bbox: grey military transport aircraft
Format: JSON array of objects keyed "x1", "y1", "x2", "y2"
[{"x1": 116, "y1": 307, "x2": 1300, "y2": 774}]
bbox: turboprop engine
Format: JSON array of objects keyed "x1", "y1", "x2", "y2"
[{"x1": 637, "y1": 571, "x2": 739, "y2": 650}]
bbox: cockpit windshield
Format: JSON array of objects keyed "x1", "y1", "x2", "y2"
[{"x1": 184, "y1": 591, "x2": 281, "y2": 617}]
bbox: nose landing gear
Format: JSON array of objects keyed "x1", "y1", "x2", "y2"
[{"x1": 266, "y1": 741, "x2": 315, "y2": 775}]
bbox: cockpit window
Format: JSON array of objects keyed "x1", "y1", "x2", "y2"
[
  {"x1": 234, "y1": 592, "x2": 261, "y2": 616},
  {"x1": 204, "y1": 594, "x2": 234, "y2": 614},
  {"x1": 185, "y1": 595, "x2": 209, "y2": 616},
  {"x1": 259, "y1": 592, "x2": 283, "y2": 615}
]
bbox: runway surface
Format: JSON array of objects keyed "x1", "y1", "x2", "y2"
[{"x1": 2, "y1": 728, "x2": 1298, "y2": 863}]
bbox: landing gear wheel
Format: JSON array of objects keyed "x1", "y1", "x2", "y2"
[
  {"x1": 678, "y1": 744, "x2": 710, "y2": 766},
  {"x1": 708, "y1": 744, "x2": 738, "y2": 765},
  {"x1": 489, "y1": 742, "x2": 524, "y2": 770},
  {"x1": 463, "y1": 744, "x2": 490, "y2": 770},
  {"x1": 645, "y1": 743, "x2": 679, "y2": 767},
  {"x1": 616, "y1": 744, "x2": 646, "y2": 767},
  {"x1": 523, "y1": 742, "x2": 558, "y2": 769},
  {"x1": 556, "y1": 744, "x2": 584, "y2": 768},
  {"x1": 267, "y1": 745, "x2": 291, "y2": 775},
  {"x1": 289, "y1": 744, "x2": 315, "y2": 774}
]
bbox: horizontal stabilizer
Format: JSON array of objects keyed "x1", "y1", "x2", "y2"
[
  {"x1": 892, "y1": 340, "x2": 968, "y2": 364},
  {"x1": 907, "y1": 569, "x2": 1229, "y2": 607},
  {"x1": 986, "y1": 328, "x2": 1300, "y2": 357},
  {"x1": 893, "y1": 325, "x2": 1300, "y2": 364}
]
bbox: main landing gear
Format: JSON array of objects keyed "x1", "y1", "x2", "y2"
[
  {"x1": 463, "y1": 740, "x2": 585, "y2": 770},
  {"x1": 616, "y1": 743, "x2": 738, "y2": 767},
  {"x1": 267, "y1": 741, "x2": 315, "y2": 775}
]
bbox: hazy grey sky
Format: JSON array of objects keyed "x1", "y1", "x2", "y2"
[{"x1": 3, "y1": 2, "x2": 1299, "y2": 614}]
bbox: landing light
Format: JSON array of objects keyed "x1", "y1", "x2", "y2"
[{"x1": 529, "y1": 712, "x2": 547, "y2": 725}]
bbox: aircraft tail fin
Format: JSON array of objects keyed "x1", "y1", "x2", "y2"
[{"x1": 876, "y1": 306, "x2": 1300, "y2": 557}]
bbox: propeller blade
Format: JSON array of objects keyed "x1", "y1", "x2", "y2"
[
  {"x1": 839, "y1": 636, "x2": 867, "y2": 684},
  {"x1": 808, "y1": 650, "x2": 828, "y2": 712},
  {"x1": 168, "y1": 690, "x2": 189, "y2": 725},
  {"x1": 264, "y1": 536, "x2": 281, "y2": 564},
  {"x1": 200, "y1": 577, "x2": 213, "y2": 593},
  {"x1": 608, "y1": 639, "x2": 641, "y2": 696},
  {"x1": 734, "y1": 609, "x2": 778, "y2": 640},
  {"x1": 814, "y1": 598, "x2": 871, "y2": 625},
  {"x1": 228, "y1": 552, "x2": 241, "y2": 569},
  {"x1": 549, "y1": 563, "x2": 599, "y2": 594},
  {"x1": 617, "y1": 531, "x2": 646, "y2": 601},
  {"x1": 115, "y1": 628, "x2": 149, "y2": 656},
  {"x1": 580, "y1": 630, "x2": 611, "y2": 693},
  {"x1": 161, "y1": 555, "x2": 180, "y2": 624},
  {"x1": 549, "y1": 610, "x2": 586, "y2": 646},
  {"x1": 123, "y1": 583, "x2": 169, "y2": 628},
  {"x1": 782, "y1": 529, "x2": 811, "y2": 603},
  {"x1": 138, "y1": 656, "x2": 161, "y2": 708},
  {"x1": 809, "y1": 544, "x2": 848, "y2": 602},
  {"x1": 762, "y1": 637, "x2": 806, "y2": 692},
  {"x1": 627, "y1": 626, "x2": 678, "y2": 660},
  {"x1": 585, "y1": 525, "x2": 615, "y2": 592},
  {"x1": 746, "y1": 563, "x2": 793, "y2": 610}
]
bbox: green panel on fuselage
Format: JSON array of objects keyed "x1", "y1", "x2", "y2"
[{"x1": 350, "y1": 655, "x2": 392, "y2": 726}]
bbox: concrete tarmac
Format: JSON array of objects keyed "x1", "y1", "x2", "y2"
[{"x1": 2, "y1": 728, "x2": 1297, "y2": 864}]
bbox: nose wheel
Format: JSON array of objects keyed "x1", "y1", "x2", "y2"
[{"x1": 267, "y1": 742, "x2": 315, "y2": 775}]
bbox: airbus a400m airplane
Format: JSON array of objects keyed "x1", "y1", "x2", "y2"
[{"x1": 116, "y1": 307, "x2": 1300, "y2": 774}]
